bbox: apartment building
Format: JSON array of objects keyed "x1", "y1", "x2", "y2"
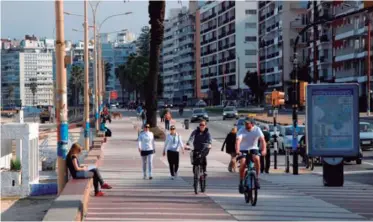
[
  {"x1": 162, "y1": 6, "x2": 196, "y2": 104},
  {"x1": 198, "y1": 0, "x2": 258, "y2": 96},
  {"x1": 258, "y1": 1, "x2": 308, "y2": 95},
  {"x1": 1, "y1": 36, "x2": 54, "y2": 107}
]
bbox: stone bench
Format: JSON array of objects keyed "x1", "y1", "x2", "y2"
[{"x1": 42, "y1": 143, "x2": 103, "y2": 221}]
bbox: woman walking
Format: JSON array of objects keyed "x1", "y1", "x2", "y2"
[
  {"x1": 66, "y1": 143, "x2": 112, "y2": 196},
  {"x1": 138, "y1": 124, "x2": 155, "y2": 179},
  {"x1": 163, "y1": 125, "x2": 184, "y2": 179},
  {"x1": 221, "y1": 126, "x2": 238, "y2": 172},
  {"x1": 164, "y1": 110, "x2": 172, "y2": 130}
]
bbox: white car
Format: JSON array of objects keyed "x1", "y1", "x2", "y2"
[
  {"x1": 360, "y1": 121, "x2": 373, "y2": 151},
  {"x1": 222, "y1": 106, "x2": 238, "y2": 120},
  {"x1": 277, "y1": 125, "x2": 305, "y2": 154}
]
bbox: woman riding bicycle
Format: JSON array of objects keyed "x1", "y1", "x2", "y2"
[{"x1": 186, "y1": 120, "x2": 212, "y2": 175}]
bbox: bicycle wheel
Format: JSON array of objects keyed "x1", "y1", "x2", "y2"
[
  {"x1": 200, "y1": 174, "x2": 206, "y2": 193},
  {"x1": 193, "y1": 165, "x2": 199, "y2": 194},
  {"x1": 244, "y1": 172, "x2": 250, "y2": 203},
  {"x1": 250, "y1": 174, "x2": 258, "y2": 206}
]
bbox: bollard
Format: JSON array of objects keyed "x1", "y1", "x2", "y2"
[
  {"x1": 184, "y1": 119, "x2": 189, "y2": 130},
  {"x1": 273, "y1": 141, "x2": 278, "y2": 169},
  {"x1": 285, "y1": 148, "x2": 290, "y2": 173}
]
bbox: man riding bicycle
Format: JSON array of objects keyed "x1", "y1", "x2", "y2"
[
  {"x1": 236, "y1": 118, "x2": 267, "y2": 193},
  {"x1": 186, "y1": 120, "x2": 212, "y2": 175}
]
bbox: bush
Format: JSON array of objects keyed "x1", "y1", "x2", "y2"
[
  {"x1": 150, "y1": 126, "x2": 166, "y2": 140},
  {"x1": 10, "y1": 159, "x2": 21, "y2": 171}
]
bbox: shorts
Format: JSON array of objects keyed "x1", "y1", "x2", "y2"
[{"x1": 240, "y1": 149, "x2": 260, "y2": 156}]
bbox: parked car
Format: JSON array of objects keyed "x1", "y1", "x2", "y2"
[
  {"x1": 195, "y1": 100, "x2": 207, "y2": 107},
  {"x1": 277, "y1": 125, "x2": 306, "y2": 154},
  {"x1": 344, "y1": 147, "x2": 363, "y2": 165},
  {"x1": 39, "y1": 108, "x2": 51, "y2": 123},
  {"x1": 359, "y1": 121, "x2": 373, "y2": 151},
  {"x1": 191, "y1": 108, "x2": 209, "y2": 123},
  {"x1": 235, "y1": 118, "x2": 245, "y2": 131},
  {"x1": 222, "y1": 106, "x2": 238, "y2": 120}
]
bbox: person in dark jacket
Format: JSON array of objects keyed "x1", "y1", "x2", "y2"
[
  {"x1": 186, "y1": 120, "x2": 212, "y2": 175},
  {"x1": 260, "y1": 125, "x2": 271, "y2": 173},
  {"x1": 221, "y1": 126, "x2": 238, "y2": 172}
]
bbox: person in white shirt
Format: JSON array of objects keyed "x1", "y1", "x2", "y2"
[
  {"x1": 236, "y1": 118, "x2": 267, "y2": 193},
  {"x1": 163, "y1": 125, "x2": 184, "y2": 179},
  {"x1": 138, "y1": 124, "x2": 156, "y2": 180}
]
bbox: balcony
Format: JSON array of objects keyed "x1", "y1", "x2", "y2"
[
  {"x1": 266, "y1": 11, "x2": 274, "y2": 18},
  {"x1": 290, "y1": 19, "x2": 306, "y2": 29},
  {"x1": 218, "y1": 31, "x2": 227, "y2": 39},
  {"x1": 201, "y1": 12, "x2": 217, "y2": 23}
]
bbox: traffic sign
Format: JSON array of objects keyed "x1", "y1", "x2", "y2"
[{"x1": 110, "y1": 91, "x2": 118, "y2": 100}]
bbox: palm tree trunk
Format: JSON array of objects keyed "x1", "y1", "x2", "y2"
[{"x1": 146, "y1": 0, "x2": 165, "y2": 127}]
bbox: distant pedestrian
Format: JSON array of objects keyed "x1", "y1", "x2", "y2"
[
  {"x1": 138, "y1": 124, "x2": 155, "y2": 180},
  {"x1": 66, "y1": 143, "x2": 112, "y2": 196},
  {"x1": 221, "y1": 126, "x2": 238, "y2": 172},
  {"x1": 260, "y1": 125, "x2": 271, "y2": 174},
  {"x1": 141, "y1": 109, "x2": 147, "y2": 128},
  {"x1": 163, "y1": 125, "x2": 184, "y2": 179},
  {"x1": 164, "y1": 110, "x2": 172, "y2": 130}
]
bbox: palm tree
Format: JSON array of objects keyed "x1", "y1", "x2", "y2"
[
  {"x1": 146, "y1": 0, "x2": 165, "y2": 127},
  {"x1": 69, "y1": 65, "x2": 84, "y2": 106},
  {"x1": 29, "y1": 79, "x2": 38, "y2": 106}
]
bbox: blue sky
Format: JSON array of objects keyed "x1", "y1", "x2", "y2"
[{"x1": 1, "y1": 0, "x2": 189, "y2": 41}]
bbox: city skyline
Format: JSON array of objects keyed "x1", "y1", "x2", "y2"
[{"x1": 1, "y1": 0, "x2": 189, "y2": 41}]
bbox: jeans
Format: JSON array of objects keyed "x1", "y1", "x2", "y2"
[
  {"x1": 75, "y1": 168, "x2": 104, "y2": 193},
  {"x1": 141, "y1": 154, "x2": 154, "y2": 177},
  {"x1": 165, "y1": 120, "x2": 170, "y2": 130},
  {"x1": 260, "y1": 148, "x2": 271, "y2": 173},
  {"x1": 167, "y1": 150, "x2": 179, "y2": 176}
]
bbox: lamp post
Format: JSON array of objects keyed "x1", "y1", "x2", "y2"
[
  {"x1": 83, "y1": 0, "x2": 90, "y2": 150},
  {"x1": 55, "y1": 0, "x2": 69, "y2": 193}
]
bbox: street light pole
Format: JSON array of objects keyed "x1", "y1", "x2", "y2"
[
  {"x1": 93, "y1": 13, "x2": 99, "y2": 132},
  {"x1": 83, "y1": 0, "x2": 90, "y2": 150},
  {"x1": 292, "y1": 52, "x2": 299, "y2": 175},
  {"x1": 367, "y1": 18, "x2": 371, "y2": 116},
  {"x1": 55, "y1": 0, "x2": 69, "y2": 193}
]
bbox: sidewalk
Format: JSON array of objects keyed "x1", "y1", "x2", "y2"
[{"x1": 85, "y1": 118, "x2": 373, "y2": 221}]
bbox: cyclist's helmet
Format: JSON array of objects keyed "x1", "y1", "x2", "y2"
[{"x1": 244, "y1": 117, "x2": 256, "y2": 124}]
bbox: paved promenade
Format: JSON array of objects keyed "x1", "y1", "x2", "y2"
[{"x1": 84, "y1": 117, "x2": 373, "y2": 221}]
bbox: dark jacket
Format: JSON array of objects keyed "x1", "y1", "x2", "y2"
[
  {"x1": 187, "y1": 127, "x2": 212, "y2": 151},
  {"x1": 221, "y1": 132, "x2": 236, "y2": 154}
]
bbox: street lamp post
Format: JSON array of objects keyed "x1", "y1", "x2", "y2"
[
  {"x1": 55, "y1": 0, "x2": 69, "y2": 193},
  {"x1": 83, "y1": 0, "x2": 90, "y2": 150}
]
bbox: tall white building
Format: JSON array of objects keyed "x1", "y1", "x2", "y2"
[
  {"x1": 198, "y1": 0, "x2": 258, "y2": 94},
  {"x1": 258, "y1": 1, "x2": 308, "y2": 96},
  {"x1": 1, "y1": 36, "x2": 54, "y2": 107},
  {"x1": 162, "y1": 6, "x2": 196, "y2": 104}
]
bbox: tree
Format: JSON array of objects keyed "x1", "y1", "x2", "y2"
[
  {"x1": 105, "y1": 62, "x2": 113, "y2": 87},
  {"x1": 7, "y1": 85, "x2": 14, "y2": 106},
  {"x1": 29, "y1": 79, "x2": 38, "y2": 106},
  {"x1": 208, "y1": 78, "x2": 220, "y2": 106},
  {"x1": 136, "y1": 26, "x2": 150, "y2": 57},
  {"x1": 145, "y1": 0, "x2": 165, "y2": 127},
  {"x1": 157, "y1": 75, "x2": 163, "y2": 97},
  {"x1": 68, "y1": 65, "x2": 84, "y2": 106},
  {"x1": 243, "y1": 71, "x2": 267, "y2": 104}
]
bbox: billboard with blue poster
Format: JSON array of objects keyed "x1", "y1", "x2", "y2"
[{"x1": 306, "y1": 84, "x2": 359, "y2": 157}]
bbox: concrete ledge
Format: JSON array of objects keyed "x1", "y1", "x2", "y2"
[{"x1": 42, "y1": 142, "x2": 103, "y2": 221}]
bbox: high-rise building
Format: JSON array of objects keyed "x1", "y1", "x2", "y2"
[
  {"x1": 162, "y1": 6, "x2": 196, "y2": 104},
  {"x1": 198, "y1": 1, "x2": 258, "y2": 97},
  {"x1": 1, "y1": 36, "x2": 55, "y2": 107},
  {"x1": 258, "y1": 1, "x2": 308, "y2": 97}
]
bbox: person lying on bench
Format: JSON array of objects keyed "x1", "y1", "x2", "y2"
[{"x1": 66, "y1": 143, "x2": 112, "y2": 196}]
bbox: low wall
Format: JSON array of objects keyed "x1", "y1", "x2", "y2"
[{"x1": 42, "y1": 136, "x2": 106, "y2": 222}]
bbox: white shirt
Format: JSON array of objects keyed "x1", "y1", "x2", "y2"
[
  {"x1": 138, "y1": 131, "x2": 155, "y2": 151},
  {"x1": 237, "y1": 126, "x2": 264, "y2": 151},
  {"x1": 164, "y1": 133, "x2": 184, "y2": 152}
]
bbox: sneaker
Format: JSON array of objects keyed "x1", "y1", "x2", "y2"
[
  {"x1": 101, "y1": 183, "x2": 112, "y2": 189},
  {"x1": 170, "y1": 176, "x2": 174, "y2": 180},
  {"x1": 149, "y1": 176, "x2": 153, "y2": 180},
  {"x1": 95, "y1": 191, "x2": 104, "y2": 197},
  {"x1": 255, "y1": 178, "x2": 261, "y2": 189},
  {"x1": 143, "y1": 175, "x2": 147, "y2": 180}
]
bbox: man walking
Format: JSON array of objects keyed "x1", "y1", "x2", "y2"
[{"x1": 260, "y1": 125, "x2": 271, "y2": 174}]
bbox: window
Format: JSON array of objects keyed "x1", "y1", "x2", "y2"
[
  {"x1": 245, "y1": 63, "x2": 257, "y2": 68},
  {"x1": 245, "y1": 9, "x2": 257, "y2": 15},
  {"x1": 245, "y1": 22, "x2": 256, "y2": 28},
  {"x1": 245, "y1": 36, "x2": 257, "y2": 42},
  {"x1": 245, "y1": 49, "x2": 257, "y2": 55}
]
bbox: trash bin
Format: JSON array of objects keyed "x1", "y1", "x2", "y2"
[{"x1": 184, "y1": 119, "x2": 189, "y2": 130}]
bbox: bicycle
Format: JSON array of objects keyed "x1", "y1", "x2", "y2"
[
  {"x1": 237, "y1": 152, "x2": 259, "y2": 206},
  {"x1": 185, "y1": 144, "x2": 209, "y2": 194}
]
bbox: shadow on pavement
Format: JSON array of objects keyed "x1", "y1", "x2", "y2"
[{"x1": 1, "y1": 195, "x2": 55, "y2": 221}]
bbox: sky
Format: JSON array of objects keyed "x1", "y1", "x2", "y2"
[{"x1": 1, "y1": 0, "x2": 190, "y2": 42}]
